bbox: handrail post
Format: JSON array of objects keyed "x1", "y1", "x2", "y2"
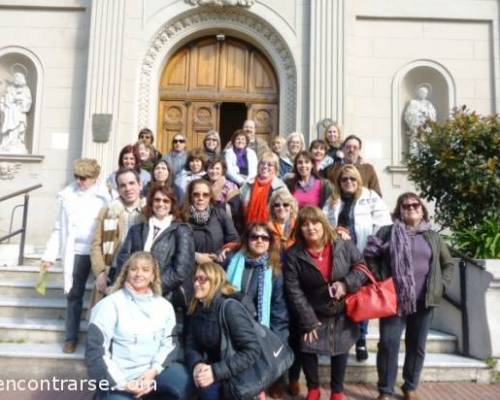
[
  {"x1": 18, "y1": 193, "x2": 29, "y2": 266},
  {"x1": 459, "y1": 258, "x2": 469, "y2": 357}
]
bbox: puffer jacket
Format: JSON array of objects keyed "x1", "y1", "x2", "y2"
[
  {"x1": 114, "y1": 221, "x2": 195, "y2": 308},
  {"x1": 284, "y1": 238, "x2": 367, "y2": 355}
]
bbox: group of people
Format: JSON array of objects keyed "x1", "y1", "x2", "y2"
[{"x1": 40, "y1": 120, "x2": 455, "y2": 400}]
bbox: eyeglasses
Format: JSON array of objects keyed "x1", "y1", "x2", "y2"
[
  {"x1": 273, "y1": 203, "x2": 291, "y2": 208},
  {"x1": 193, "y1": 275, "x2": 209, "y2": 284},
  {"x1": 205, "y1": 138, "x2": 217, "y2": 142},
  {"x1": 74, "y1": 175, "x2": 89, "y2": 181},
  {"x1": 340, "y1": 176, "x2": 356, "y2": 183},
  {"x1": 173, "y1": 139, "x2": 186, "y2": 144},
  {"x1": 402, "y1": 202, "x2": 421, "y2": 210},
  {"x1": 193, "y1": 192, "x2": 210, "y2": 199},
  {"x1": 249, "y1": 234, "x2": 271, "y2": 242},
  {"x1": 153, "y1": 197, "x2": 171, "y2": 204}
]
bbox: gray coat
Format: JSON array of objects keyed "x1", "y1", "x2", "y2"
[{"x1": 284, "y1": 238, "x2": 367, "y2": 355}]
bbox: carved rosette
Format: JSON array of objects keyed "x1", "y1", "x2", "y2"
[{"x1": 138, "y1": 8, "x2": 296, "y2": 134}]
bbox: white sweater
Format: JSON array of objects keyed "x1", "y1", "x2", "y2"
[{"x1": 224, "y1": 147, "x2": 258, "y2": 186}]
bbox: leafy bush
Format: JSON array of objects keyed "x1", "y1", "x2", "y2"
[
  {"x1": 406, "y1": 106, "x2": 500, "y2": 257},
  {"x1": 449, "y1": 217, "x2": 500, "y2": 259}
]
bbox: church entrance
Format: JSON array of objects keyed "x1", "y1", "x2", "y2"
[{"x1": 157, "y1": 35, "x2": 279, "y2": 152}]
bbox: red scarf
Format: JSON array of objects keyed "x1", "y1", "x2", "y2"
[{"x1": 246, "y1": 177, "x2": 273, "y2": 224}]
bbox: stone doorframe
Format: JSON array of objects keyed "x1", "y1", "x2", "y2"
[{"x1": 137, "y1": 7, "x2": 297, "y2": 135}]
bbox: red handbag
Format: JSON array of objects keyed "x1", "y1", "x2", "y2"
[{"x1": 345, "y1": 264, "x2": 398, "y2": 322}]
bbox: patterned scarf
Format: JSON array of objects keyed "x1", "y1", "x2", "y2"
[{"x1": 189, "y1": 205, "x2": 211, "y2": 225}]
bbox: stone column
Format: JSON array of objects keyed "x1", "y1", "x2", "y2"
[
  {"x1": 308, "y1": 0, "x2": 344, "y2": 139},
  {"x1": 81, "y1": 0, "x2": 126, "y2": 175}
]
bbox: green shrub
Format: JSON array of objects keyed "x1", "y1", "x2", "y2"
[
  {"x1": 449, "y1": 217, "x2": 500, "y2": 259},
  {"x1": 406, "y1": 106, "x2": 500, "y2": 258}
]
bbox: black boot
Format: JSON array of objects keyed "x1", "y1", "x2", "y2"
[{"x1": 355, "y1": 338, "x2": 368, "y2": 362}]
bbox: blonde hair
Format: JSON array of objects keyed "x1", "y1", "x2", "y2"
[
  {"x1": 270, "y1": 190, "x2": 298, "y2": 220},
  {"x1": 73, "y1": 158, "x2": 101, "y2": 179},
  {"x1": 187, "y1": 262, "x2": 236, "y2": 314},
  {"x1": 286, "y1": 132, "x2": 306, "y2": 154},
  {"x1": 323, "y1": 122, "x2": 343, "y2": 148},
  {"x1": 294, "y1": 206, "x2": 337, "y2": 248},
  {"x1": 109, "y1": 252, "x2": 162, "y2": 296},
  {"x1": 259, "y1": 151, "x2": 280, "y2": 175},
  {"x1": 332, "y1": 164, "x2": 363, "y2": 201}
]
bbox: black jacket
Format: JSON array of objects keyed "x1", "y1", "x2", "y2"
[
  {"x1": 284, "y1": 238, "x2": 366, "y2": 355},
  {"x1": 115, "y1": 220, "x2": 195, "y2": 308},
  {"x1": 185, "y1": 294, "x2": 260, "y2": 383},
  {"x1": 190, "y1": 205, "x2": 240, "y2": 254}
]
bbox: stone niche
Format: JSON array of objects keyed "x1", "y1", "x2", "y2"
[
  {"x1": 391, "y1": 60, "x2": 456, "y2": 169},
  {"x1": 0, "y1": 52, "x2": 37, "y2": 155}
]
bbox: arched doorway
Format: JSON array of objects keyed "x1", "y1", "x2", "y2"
[{"x1": 157, "y1": 35, "x2": 279, "y2": 153}]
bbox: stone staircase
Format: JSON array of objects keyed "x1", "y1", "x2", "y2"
[{"x1": 0, "y1": 248, "x2": 492, "y2": 384}]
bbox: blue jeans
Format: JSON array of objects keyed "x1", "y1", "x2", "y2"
[
  {"x1": 377, "y1": 306, "x2": 433, "y2": 395},
  {"x1": 359, "y1": 320, "x2": 368, "y2": 341},
  {"x1": 97, "y1": 362, "x2": 195, "y2": 400},
  {"x1": 65, "y1": 254, "x2": 91, "y2": 342},
  {"x1": 198, "y1": 382, "x2": 222, "y2": 400}
]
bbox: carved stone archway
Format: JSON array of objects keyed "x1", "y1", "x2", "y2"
[{"x1": 138, "y1": 7, "x2": 297, "y2": 135}]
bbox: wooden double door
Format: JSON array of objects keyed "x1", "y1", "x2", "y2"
[{"x1": 157, "y1": 36, "x2": 279, "y2": 153}]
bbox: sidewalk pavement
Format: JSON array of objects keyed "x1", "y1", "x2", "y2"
[{"x1": 2, "y1": 383, "x2": 500, "y2": 400}]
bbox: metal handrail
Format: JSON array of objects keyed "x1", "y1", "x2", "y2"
[{"x1": 0, "y1": 184, "x2": 42, "y2": 265}]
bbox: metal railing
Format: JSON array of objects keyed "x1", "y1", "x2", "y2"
[
  {"x1": 0, "y1": 184, "x2": 42, "y2": 265},
  {"x1": 444, "y1": 246, "x2": 484, "y2": 357}
]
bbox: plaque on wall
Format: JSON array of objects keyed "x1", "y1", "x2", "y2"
[{"x1": 92, "y1": 113, "x2": 112, "y2": 143}]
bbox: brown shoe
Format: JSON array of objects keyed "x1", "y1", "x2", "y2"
[
  {"x1": 402, "y1": 389, "x2": 418, "y2": 400},
  {"x1": 288, "y1": 380, "x2": 301, "y2": 396},
  {"x1": 376, "y1": 395, "x2": 392, "y2": 400},
  {"x1": 63, "y1": 340, "x2": 77, "y2": 354},
  {"x1": 268, "y1": 380, "x2": 285, "y2": 398}
]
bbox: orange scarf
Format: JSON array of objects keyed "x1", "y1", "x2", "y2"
[{"x1": 246, "y1": 178, "x2": 273, "y2": 224}]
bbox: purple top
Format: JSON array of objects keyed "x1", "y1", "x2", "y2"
[
  {"x1": 409, "y1": 230, "x2": 432, "y2": 300},
  {"x1": 234, "y1": 148, "x2": 248, "y2": 176}
]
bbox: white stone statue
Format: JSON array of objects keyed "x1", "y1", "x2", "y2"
[
  {"x1": 0, "y1": 66, "x2": 32, "y2": 154},
  {"x1": 186, "y1": 0, "x2": 255, "y2": 7},
  {"x1": 404, "y1": 83, "x2": 437, "y2": 155}
]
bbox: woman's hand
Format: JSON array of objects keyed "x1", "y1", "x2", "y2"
[
  {"x1": 303, "y1": 323, "x2": 321, "y2": 343},
  {"x1": 40, "y1": 261, "x2": 53, "y2": 272},
  {"x1": 217, "y1": 248, "x2": 230, "y2": 263},
  {"x1": 95, "y1": 271, "x2": 108, "y2": 294},
  {"x1": 196, "y1": 253, "x2": 216, "y2": 265},
  {"x1": 133, "y1": 368, "x2": 158, "y2": 397},
  {"x1": 330, "y1": 281, "x2": 347, "y2": 300},
  {"x1": 336, "y1": 227, "x2": 351, "y2": 241},
  {"x1": 194, "y1": 363, "x2": 215, "y2": 388}
]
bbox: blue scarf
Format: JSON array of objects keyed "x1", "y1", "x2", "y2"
[{"x1": 226, "y1": 251, "x2": 273, "y2": 327}]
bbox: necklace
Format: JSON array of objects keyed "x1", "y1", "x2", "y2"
[{"x1": 307, "y1": 245, "x2": 327, "y2": 261}]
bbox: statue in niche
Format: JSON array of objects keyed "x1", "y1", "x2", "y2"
[
  {"x1": 186, "y1": 0, "x2": 255, "y2": 7},
  {"x1": 0, "y1": 65, "x2": 32, "y2": 154},
  {"x1": 404, "y1": 83, "x2": 436, "y2": 155}
]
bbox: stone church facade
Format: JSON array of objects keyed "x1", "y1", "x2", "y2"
[{"x1": 0, "y1": 0, "x2": 498, "y2": 242}]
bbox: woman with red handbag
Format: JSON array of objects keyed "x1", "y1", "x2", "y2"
[
  {"x1": 284, "y1": 206, "x2": 368, "y2": 400},
  {"x1": 364, "y1": 193, "x2": 454, "y2": 400}
]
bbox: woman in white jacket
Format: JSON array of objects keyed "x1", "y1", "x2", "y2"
[
  {"x1": 41, "y1": 159, "x2": 111, "y2": 354},
  {"x1": 223, "y1": 129, "x2": 258, "y2": 187},
  {"x1": 86, "y1": 252, "x2": 193, "y2": 400},
  {"x1": 322, "y1": 164, "x2": 391, "y2": 362}
]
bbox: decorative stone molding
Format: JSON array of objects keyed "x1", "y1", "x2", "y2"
[
  {"x1": 186, "y1": 0, "x2": 254, "y2": 7},
  {"x1": 0, "y1": 161, "x2": 21, "y2": 180},
  {"x1": 138, "y1": 8, "x2": 297, "y2": 135}
]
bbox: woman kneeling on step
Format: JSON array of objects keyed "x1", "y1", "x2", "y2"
[{"x1": 86, "y1": 252, "x2": 194, "y2": 400}]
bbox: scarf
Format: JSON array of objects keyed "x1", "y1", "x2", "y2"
[
  {"x1": 144, "y1": 215, "x2": 172, "y2": 252},
  {"x1": 338, "y1": 194, "x2": 357, "y2": 244},
  {"x1": 226, "y1": 251, "x2": 273, "y2": 327},
  {"x1": 211, "y1": 177, "x2": 226, "y2": 202},
  {"x1": 296, "y1": 176, "x2": 317, "y2": 192},
  {"x1": 190, "y1": 205, "x2": 211, "y2": 225},
  {"x1": 245, "y1": 177, "x2": 273, "y2": 224},
  {"x1": 234, "y1": 148, "x2": 248, "y2": 176}
]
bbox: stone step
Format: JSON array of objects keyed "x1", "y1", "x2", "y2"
[
  {"x1": 0, "y1": 317, "x2": 87, "y2": 344},
  {"x1": 0, "y1": 279, "x2": 92, "y2": 300},
  {"x1": 321, "y1": 352, "x2": 491, "y2": 384},
  {"x1": 0, "y1": 342, "x2": 87, "y2": 380},
  {"x1": 0, "y1": 297, "x2": 89, "y2": 319},
  {"x1": 0, "y1": 265, "x2": 95, "y2": 285}
]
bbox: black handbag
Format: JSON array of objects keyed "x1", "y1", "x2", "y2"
[{"x1": 219, "y1": 298, "x2": 294, "y2": 400}]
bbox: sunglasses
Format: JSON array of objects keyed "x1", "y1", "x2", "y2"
[
  {"x1": 74, "y1": 175, "x2": 90, "y2": 181},
  {"x1": 153, "y1": 197, "x2": 171, "y2": 204},
  {"x1": 205, "y1": 138, "x2": 218, "y2": 142},
  {"x1": 193, "y1": 275, "x2": 209, "y2": 284},
  {"x1": 402, "y1": 202, "x2": 421, "y2": 210},
  {"x1": 249, "y1": 234, "x2": 271, "y2": 242},
  {"x1": 173, "y1": 139, "x2": 186, "y2": 144},
  {"x1": 193, "y1": 192, "x2": 210, "y2": 199},
  {"x1": 273, "y1": 203, "x2": 291, "y2": 208},
  {"x1": 340, "y1": 176, "x2": 356, "y2": 183}
]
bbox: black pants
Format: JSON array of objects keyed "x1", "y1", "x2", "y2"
[
  {"x1": 377, "y1": 305, "x2": 433, "y2": 395},
  {"x1": 65, "y1": 254, "x2": 91, "y2": 342},
  {"x1": 288, "y1": 328, "x2": 302, "y2": 382},
  {"x1": 301, "y1": 352, "x2": 349, "y2": 393}
]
